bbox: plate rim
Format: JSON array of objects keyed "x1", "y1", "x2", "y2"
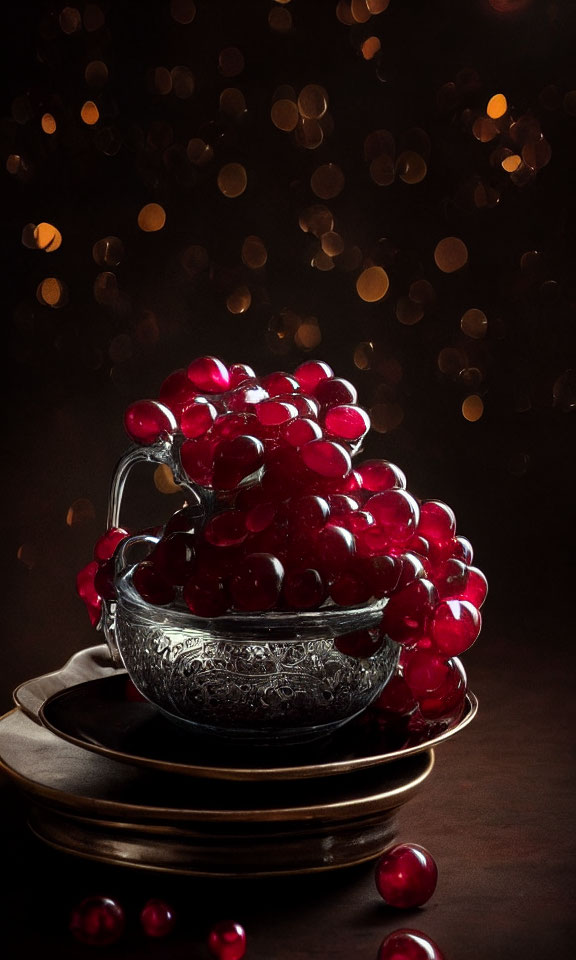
[
  {"x1": 0, "y1": 708, "x2": 435, "y2": 822},
  {"x1": 26, "y1": 825, "x2": 390, "y2": 877},
  {"x1": 13, "y1": 645, "x2": 120, "y2": 723},
  {"x1": 37, "y1": 673, "x2": 478, "y2": 781}
]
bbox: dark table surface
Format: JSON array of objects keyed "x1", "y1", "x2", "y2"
[{"x1": 2, "y1": 600, "x2": 575, "y2": 960}]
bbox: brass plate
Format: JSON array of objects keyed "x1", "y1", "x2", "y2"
[
  {"x1": 13, "y1": 645, "x2": 118, "y2": 723},
  {"x1": 0, "y1": 707, "x2": 435, "y2": 876},
  {"x1": 38, "y1": 671, "x2": 476, "y2": 781},
  {"x1": 25, "y1": 810, "x2": 397, "y2": 877},
  {"x1": 0, "y1": 708, "x2": 433, "y2": 822}
]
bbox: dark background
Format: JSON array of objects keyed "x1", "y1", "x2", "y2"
[{"x1": 1, "y1": 1, "x2": 575, "y2": 957}]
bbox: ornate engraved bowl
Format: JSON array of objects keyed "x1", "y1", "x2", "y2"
[{"x1": 105, "y1": 570, "x2": 397, "y2": 746}]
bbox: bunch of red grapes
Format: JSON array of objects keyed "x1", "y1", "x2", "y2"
[{"x1": 78, "y1": 356, "x2": 487, "y2": 730}]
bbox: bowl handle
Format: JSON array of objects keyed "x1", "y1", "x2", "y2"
[
  {"x1": 100, "y1": 532, "x2": 161, "y2": 667},
  {"x1": 101, "y1": 436, "x2": 207, "y2": 666},
  {"x1": 106, "y1": 438, "x2": 204, "y2": 530}
]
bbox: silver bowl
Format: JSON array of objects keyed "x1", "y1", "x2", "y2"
[
  {"x1": 104, "y1": 569, "x2": 398, "y2": 746},
  {"x1": 101, "y1": 444, "x2": 398, "y2": 746}
]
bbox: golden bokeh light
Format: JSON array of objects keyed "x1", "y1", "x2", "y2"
[
  {"x1": 409, "y1": 279, "x2": 435, "y2": 304},
  {"x1": 17, "y1": 543, "x2": 39, "y2": 569},
  {"x1": 396, "y1": 296, "x2": 424, "y2": 325},
  {"x1": 298, "y1": 84, "x2": 328, "y2": 120},
  {"x1": 271, "y1": 99, "x2": 299, "y2": 132},
  {"x1": 269, "y1": 7, "x2": 292, "y2": 31},
  {"x1": 218, "y1": 47, "x2": 245, "y2": 78},
  {"x1": 366, "y1": 0, "x2": 390, "y2": 11},
  {"x1": 310, "y1": 162, "x2": 345, "y2": 199},
  {"x1": 170, "y1": 0, "x2": 196, "y2": 23},
  {"x1": 81, "y1": 101, "x2": 100, "y2": 125},
  {"x1": 6, "y1": 154, "x2": 22, "y2": 174},
  {"x1": 151, "y1": 67, "x2": 172, "y2": 95},
  {"x1": 336, "y1": 1, "x2": 355, "y2": 25},
  {"x1": 472, "y1": 116, "x2": 498, "y2": 142},
  {"x1": 41, "y1": 113, "x2": 57, "y2": 135},
  {"x1": 356, "y1": 265, "x2": 389, "y2": 302},
  {"x1": 227, "y1": 285, "x2": 252, "y2": 314},
  {"x1": 462, "y1": 395, "x2": 484, "y2": 421},
  {"x1": 362, "y1": 36, "x2": 381, "y2": 59},
  {"x1": 138, "y1": 202, "x2": 166, "y2": 232},
  {"x1": 242, "y1": 235, "x2": 267, "y2": 269},
  {"x1": 220, "y1": 88, "x2": 247, "y2": 119},
  {"x1": 501, "y1": 153, "x2": 522, "y2": 172},
  {"x1": 434, "y1": 236, "x2": 468, "y2": 273},
  {"x1": 522, "y1": 137, "x2": 552, "y2": 170},
  {"x1": 92, "y1": 236, "x2": 124, "y2": 267},
  {"x1": 353, "y1": 341, "x2": 374, "y2": 370},
  {"x1": 370, "y1": 402, "x2": 404, "y2": 433},
  {"x1": 321, "y1": 231, "x2": 345, "y2": 257},
  {"x1": 298, "y1": 204, "x2": 334, "y2": 237},
  {"x1": 186, "y1": 138, "x2": 213, "y2": 165},
  {"x1": 154, "y1": 464, "x2": 183, "y2": 494},
  {"x1": 370, "y1": 154, "x2": 395, "y2": 186},
  {"x1": 171, "y1": 66, "x2": 195, "y2": 99},
  {"x1": 59, "y1": 7, "x2": 81, "y2": 33},
  {"x1": 311, "y1": 250, "x2": 334, "y2": 271},
  {"x1": 294, "y1": 117, "x2": 324, "y2": 150},
  {"x1": 437, "y1": 347, "x2": 466, "y2": 375},
  {"x1": 66, "y1": 498, "x2": 96, "y2": 526},
  {"x1": 21, "y1": 224, "x2": 37, "y2": 249},
  {"x1": 487, "y1": 93, "x2": 508, "y2": 119},
  {"x1": 43, "y1": 227, "x2": 62, "y2": 252},
  {"x1": 459, "y1": 367, "x2": 484, "y2": 388},
  {"x1": 33, "y1": 222, "x2": 57, "y2": 250},
  {"x1": 84, "y1": 3, "x2": 105, "y2": 31},
  {"x1": 553, "y1": 370, "x2": 576, "y2": 411},
  {"x1": 37, "y1": 277, "x2": 65, "y2": 307},
  {"x1": 85, "y1": 60, "x2": 109, "y2": 88},
  {"x1": 461, "y1": 308, "x2": 488, "y2": 339},
  {"x1": 295, "y1": 317, "x2": 322, "y2": 349},
  {"x1": 218, "y1": 162, "x2": 248, "y2": 198},
  {"x1": 397, "y1": 151, "x2": 427, "y2": 184},
  {"x1": 351, "y1": 0, "x2": 371, "y2": 23},
  {"x1": 509, "y1": 114, "x2": 540, "y2": 146},
  {"x1": 510, "y1": 163, "x2": 535, "y2": 188}
]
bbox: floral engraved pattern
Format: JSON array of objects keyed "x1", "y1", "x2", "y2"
[{"x1": 116, "y1": 606, "x2": 398, "y2": 743}]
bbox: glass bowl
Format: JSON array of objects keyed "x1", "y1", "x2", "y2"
[
  {"x1": 101, "y1": 445, "x2": 398, "y2": 746},
  {"x1": 103, "y1": 568, "x2": 398, "y2": 746}
]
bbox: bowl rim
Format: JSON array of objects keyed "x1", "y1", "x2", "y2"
[{"x1": 115, "y1": 568, "x2": 387, "y2": 636}]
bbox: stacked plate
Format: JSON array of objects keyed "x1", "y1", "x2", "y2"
[{"x1": 0, "y1": 646, "x2": 476, "y2": 877}]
